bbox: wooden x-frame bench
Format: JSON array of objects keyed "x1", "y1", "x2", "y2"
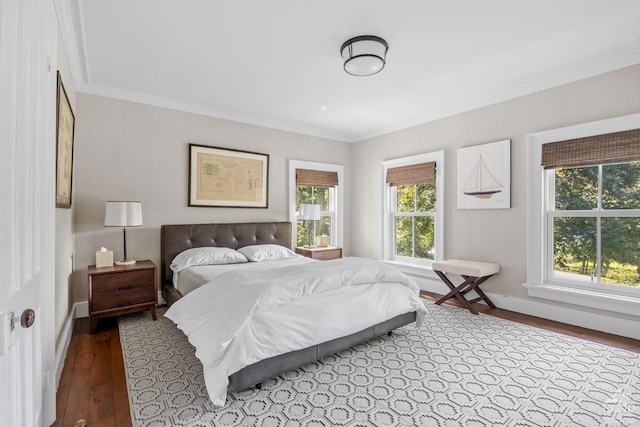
[{"x1": 432, "y1": 259, "x2": 500, "y2": 314}]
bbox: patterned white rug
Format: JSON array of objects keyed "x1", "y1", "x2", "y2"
[{"x1": 119, "y1": 301, "x2": 640, "y2": 426}]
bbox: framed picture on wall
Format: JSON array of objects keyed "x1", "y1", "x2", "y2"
[
  {"x1": 188, "y1": 143, "x2": 269, "y2": 208},
  {"x1": 55, "y1": 71, "x2": 75, "y2": 209},
  {"x1": 457, "y1": 139, "x2": 511, "y2": 209}
]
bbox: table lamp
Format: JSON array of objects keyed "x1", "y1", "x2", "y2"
[
  {"x1": 299, "y1": 203, "x2": 320, "y2": 248},
  {"x1": 104, "y1": 201, "x2": 143, "y2": 265}
]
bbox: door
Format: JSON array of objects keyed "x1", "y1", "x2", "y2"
[{"x1": 0, "y1": 0, "x2": 57, "y2": 426}]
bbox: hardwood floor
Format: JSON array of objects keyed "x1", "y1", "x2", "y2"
[
  {"x1": 53, "y1": 317, "x2": 132, "y2": 427},
  {"x1": 53, "y1": 295, "x2": 640, "y2": 426}
]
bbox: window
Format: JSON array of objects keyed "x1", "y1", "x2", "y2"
[
  {"x1": 526, "y1": 114, "x2": 640, "y2": 315},
  {"x1": 550, "y1": 162, "x2": 640, "y2": 287},
  {"x1": 382, "y1": 151, "x2": 444, "y2": 270},
  {"x1": 289, "y1": 161, "x2": 343, "y2": 248}
]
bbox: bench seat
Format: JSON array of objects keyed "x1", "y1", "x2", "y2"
[{"x1": 432, "y1": 259, "x2": 500, "y2": 314}]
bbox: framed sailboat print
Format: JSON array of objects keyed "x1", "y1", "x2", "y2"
[{"x1": 457, "y1": 139, "x2": 510, "y2": 209}]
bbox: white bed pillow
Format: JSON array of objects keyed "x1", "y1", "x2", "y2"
[
  {"x1": 170, "y1": 247, "x2": 248, "y2": 273},
  {"x1": 237, "y1": 244, "x2": 300, "y2": 262}
]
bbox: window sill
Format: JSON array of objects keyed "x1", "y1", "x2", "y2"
[
  {"x1": 381, "y1": 260, "x2": 439, "y2": 279},
  {"x1": 523, "y1": 282, "x2": 640, "y2": 317}
]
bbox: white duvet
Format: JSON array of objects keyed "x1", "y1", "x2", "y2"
[{"x1": 165, "y1": 257, "x2": 427, "y2": 407}]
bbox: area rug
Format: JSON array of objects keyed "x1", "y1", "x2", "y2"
[{"x1": 119, "y1": 302, "x2": 640, "y2": 426}]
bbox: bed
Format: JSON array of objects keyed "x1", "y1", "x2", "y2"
[{"x1": 160, "y1": 221, "x2": 427, "y2": 407}]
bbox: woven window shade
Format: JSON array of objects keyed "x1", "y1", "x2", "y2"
[
  {"x1": 386, "y1": 162, "x2": 436, "y2": 186},
  {"x1": 541, "y1": 128, "x2": 640, "y2": 169},
  {"x1": 296, "y1": 169, "x2": 339, "y2": 187}
]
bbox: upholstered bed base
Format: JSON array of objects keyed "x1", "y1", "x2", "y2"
[
  {"x1": 228, "y1": 311, "x2": 416, "y2": 391},
  {"x1": 160, "y1": 221, "x2": 417, "y2": 391}
]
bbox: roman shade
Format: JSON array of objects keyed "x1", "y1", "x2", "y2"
[
  {"x1": 296, "y1": 169, "x2": 339, "y2": 187},
  {"x1": 385, "y1": 162, "x2": 436, "y2": 186},
  {"x1": 541, "y1": 128, "x2": 640, "y2": 169}
]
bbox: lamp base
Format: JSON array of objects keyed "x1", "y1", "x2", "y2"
[{"x1": 115, "y1": 259, "x2": 137, "y2": 266}]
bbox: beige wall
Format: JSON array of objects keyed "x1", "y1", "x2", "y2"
[
  {"x1": 71, "y1": 94, "x2": 351, "y2": 304},
  {"x1": 351, "y1": 64, "x2": 640, "y2": 320},
  {"x1": 54, "y1": 27, "x2": 76, "y2": 350}
]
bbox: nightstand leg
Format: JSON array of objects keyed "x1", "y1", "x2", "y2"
[{"x1": 150, "y1": 306, "x2": 157, "y2": 321}]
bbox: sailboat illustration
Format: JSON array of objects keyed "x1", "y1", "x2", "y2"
[{"x1": 462, "y1": 154, "x2": 503, "y2": 199}]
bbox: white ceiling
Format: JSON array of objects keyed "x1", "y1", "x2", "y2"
[{"x1": 58, "y1": 0, "x2": 640, "y2": 142}]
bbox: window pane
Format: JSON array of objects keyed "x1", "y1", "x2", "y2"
[
  {"x1": 414, "y1": 216, "x2": 434, "y2": 259},
  {"x1": 296, "y1": 220, "x2": 309, "y2": 247},
  {"x1": 317, "y1": 216, "x2": 332, "y2": 246},
  {"x1": 552, "y1": 217, "x2": 597, "y2": 282},
  {"x1": 397, "y1": 185, "x2": 415, "y2": 213},
  {"x1": 297, "y1": 217, "x2": 332, "y2": 247},
  {"x1": 601, "y1": 217, "x2": 640, "y2": 287},
  {"x1": 395, "y1": 217, "x2": 412, "y2": 257},
  {"x1": 602, "y1": 162, "x2": 640, "y2": 210},
  {"x1": 416, "y1": 183, "x2": 436, "y2": 212},
  {"x1": 315, "y1": 187, "x2": 330, "y2": 211},
  {"x1": 554, "y1": 167, "x2": 598, "y2": 211},
  {"x1": 296, "y1": 186, "x2": 312, "y2": 209}
]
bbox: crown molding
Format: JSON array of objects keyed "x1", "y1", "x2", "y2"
[
  {"x1": 54, "y1": 0, "x2": 90, "y2": 89},
  {"x1": 77, "y1": 81, "x2": 353, "y2": 143}
]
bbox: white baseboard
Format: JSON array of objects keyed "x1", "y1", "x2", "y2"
[
  {"x1": 54, "y1": 309, "x2": 74, "y2": 387},
  {"x1": 54, "y1": 301, "x2": 88, "y2": 388},
  {"x1": 75, "y1": 301, "x2": 89, "y2": 318},
  {"x1": 409, "y1": 274, "x2": 450, "y2": 294},
  {"x1": 411, "y1": 273, "x2": 640, "y2": 341},
  {"x1": 487, "y1": 292, "x2": 640, "y2": 340}
]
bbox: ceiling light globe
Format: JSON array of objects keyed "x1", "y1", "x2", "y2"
[
  {"x1": 340, "y1": 35, "x2": 388, "y2": 77},
  {"x1": 344, "y1": 55, "x2": 385, "y2": 76}
]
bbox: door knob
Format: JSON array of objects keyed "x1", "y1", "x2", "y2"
[{"x1": 11, "y1": 309, "x2": 35, "y2": 331}]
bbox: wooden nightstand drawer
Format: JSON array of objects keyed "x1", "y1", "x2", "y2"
[
  {"x1": 90, "y1": 269, "x2": 155, "y2": 293},
  {"x1": 88, "y1": 260, "x2": 158, "y2": 333},
  {"x1": 295, "y1": 247, "x2": 342, "y2": 260},
  {"x1": 91, "y1": 283, "x2": 155, "y2": 312}
]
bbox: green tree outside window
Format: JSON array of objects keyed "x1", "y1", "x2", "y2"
[
  {"x1": 552, "y1": 162, "x2": 640, "y2": 287},
  {"x1": 395, "y1": 183, "x2": 436, "y2": 259}
]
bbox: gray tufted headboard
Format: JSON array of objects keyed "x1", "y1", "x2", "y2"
[{"x1": 160, "y1": 221, "x2": 293, "y2": 287}]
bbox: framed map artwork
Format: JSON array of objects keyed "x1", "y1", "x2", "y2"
[
  {"x1": 56, "y1": 71, "x2": 75, "y2": 208},
  {"x1": 188, "y1": 143, "x2": 269, "y2": 208}
]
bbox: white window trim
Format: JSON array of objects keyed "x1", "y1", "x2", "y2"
[
  {"x1": 381, "y1": 151, "x2": 445, "y2": 274},
  {"x1": 289, "y1": 160, "x2": 344, "y2": 249},
  {"x1": 525, "y1": 113, "x2": 640, "y2": 316}
]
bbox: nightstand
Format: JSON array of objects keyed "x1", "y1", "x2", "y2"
[
  {"x1": 88, "y1": 260, "x2": 157, "y2": 333},
  {"x1": 295, "y1": 247, "x2": 342, "y2": 260}
]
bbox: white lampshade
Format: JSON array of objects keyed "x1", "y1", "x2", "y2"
[
  {"x1": 340, "y1": 35, "x2": 388, "y2": 77},
  {"x1": 299, "y1": 203, "x2": 320, "y2": 221},
  {"x1": 104, "y1": 201, "x2": 143, "y2": 227}
]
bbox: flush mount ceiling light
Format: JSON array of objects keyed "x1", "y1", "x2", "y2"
[{"x1": 340, "y1": 35, "x2": 388, "y2": 76}]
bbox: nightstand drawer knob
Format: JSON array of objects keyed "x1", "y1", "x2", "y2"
[{"x1": 118, "y1": 285, "x2": 132, "y2": 290}]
